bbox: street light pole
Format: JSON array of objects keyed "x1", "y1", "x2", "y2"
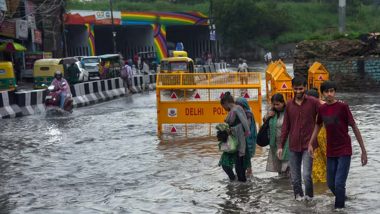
[
  {"x1": 110, "y1": 0, "x2": 117, "y2": 53},
  {"x1": 209, "y1": 0, "x2": 218, "y2": 61},
  {"x1": 339, "y1": 0, "x2": 346, "y2": 33}
]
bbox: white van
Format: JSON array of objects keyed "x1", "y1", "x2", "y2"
[{"x1": 81, "y1": 56, "x2": 100, "y2": 79}]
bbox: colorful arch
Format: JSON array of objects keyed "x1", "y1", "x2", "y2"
[
  {"x1": 121, "y1": 12, "x2": 208, "y2": 26},
  {"x1": 66, "y1": 11, "x2": 210, "y2": 60},
  {"x1": 85, "y1": 23, "x2": 96, "y2": 56},
  {"x1": 152, "y1": 24, "x2": 167, "y2": 61}
]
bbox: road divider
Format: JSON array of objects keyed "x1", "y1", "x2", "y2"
[
  {"x1": 72, "y1": 78, "x2": 125, "y2": 108},
  {"x1": 195, "y1": 63, "x2": 230, "y2": 73},
  {"x1": 15, "y1": 89, "x2": 46, "y2": 116},
  {"x1": 0, "y1": 90, "x2": 22, "y2": 119},
  {"x1": 1, "y1": 74, "x2": 157, "y2": 119}
]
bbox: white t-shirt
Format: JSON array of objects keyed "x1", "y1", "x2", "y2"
[
  {"x1": 238, "y1": 62, "x2": 248, "y2": 72},
  {"x1": 265, "y1": 52, "x2": 272, "y2": 62},
  {"x1": 142, "y1": 62, "x2": 149, "y2": 73},
  {"x1": 126, "y1": 65, "x2": 133, "y2": 78}
]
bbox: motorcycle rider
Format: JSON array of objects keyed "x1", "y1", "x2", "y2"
[{"x1": 50, "y1": 70, "x2": 71, "y2": 109}]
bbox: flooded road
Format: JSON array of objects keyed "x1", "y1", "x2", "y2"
[{"x1": 1, "y1": 69, "x2": 380, "y2": 213}]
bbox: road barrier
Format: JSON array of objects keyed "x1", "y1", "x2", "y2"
[
  {"x1": 0, "y1": 90, "x2": 22, "y2": 119},
  {"x1": 72, "y1": 78, "x2": 125, "y2": 107},
  {"x1": 15, "y1": 89, "x2": 46, "y2": 115},
  {"x1": 156, "y1": 72, "x2": 262, "y2": 139},
  {"x1": 308, "y1": 61, "x2": 329, "y2": 95},
  {"x1": 221, "y1": 62, "x2": 228, "y2": 72},
  {"x1": 1, "y1": 74, "x2": 157, "y2": 119},
  {"x1": 130, "y1": 75, "x2": 144, "y2": 93},
  {"x1": 265, "y1": 60, "x2": 293, "y2": 104},
  {"x1": 195, "y1": 63, "x2": 230, "y2": 74}
]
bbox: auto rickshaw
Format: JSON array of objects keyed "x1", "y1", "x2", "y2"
[
  {"x1": 159, "y1": 51, "x2": 195, "y2": 85},
  {"x1": 33, "y1": 57, "x2": 79, "y2": 88},
  {"x1": 0, "y1": 61, "x2": 17, "y2": 91},
  {"x1": 98, "y1": 54, "x2": 122, "y2": 79}
]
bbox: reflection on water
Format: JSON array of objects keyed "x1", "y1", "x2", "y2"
[{"x1": 1, "y1": 76, "x2": 380, "y2": 213}]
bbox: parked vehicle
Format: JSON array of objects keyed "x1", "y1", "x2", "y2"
[
  {"x1": 34, "y1": 58, "x2": 63, "y2": 89},
  {"x1": 98, "y1": 54, "x2": 122, "y2": 79},
  {"x1": 0, "y1": 61, "x2": 16, "y2": 91},
  {"x1": 75, "y1": 61, "x2": 89, "y2": 82},
  {"x1": 81, "y1": 56, "x2": 100, "y2": 79},
  {"x1": 73, "y1": 56, "x2": 85, "y2": 62},
  {"x1": 33, "y1": 57, "x2": 85, "y2": 88}
]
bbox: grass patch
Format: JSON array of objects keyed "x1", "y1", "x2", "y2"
[{"x1": 272, "y1": 2, "x2": 380, "y2": 45}]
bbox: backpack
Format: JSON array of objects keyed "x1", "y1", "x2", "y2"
[{"x1": 256, "y1": 119, "x2": 270, "y2": 147}]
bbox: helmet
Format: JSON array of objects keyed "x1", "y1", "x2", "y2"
[{"x1": 54, "y1": 70, "x2": 62, "y2": 79}]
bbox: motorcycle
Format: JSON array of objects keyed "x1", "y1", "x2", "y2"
[{"x1": 45, "y1": 83, "x2": 73, "y2": 115}]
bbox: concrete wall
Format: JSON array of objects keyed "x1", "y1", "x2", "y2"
[
  {"x1": 319, "y1": 58, "x2": 380, "y2": 91},
  {"x1": 364, "y1": 59, "x2": 380, "y2": 82}
]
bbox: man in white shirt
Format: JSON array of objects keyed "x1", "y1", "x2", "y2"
[
  {"x1": 264, "y1": 52, "x2": 272, "y2": 64},
  {"x1": 237, "y1": 59, "x2": 249, "y2": 85},
  {"x1": 142, "y1": 60, "x2": 149, "y2": 74},
  {"x1": 121, "y1": 60, "x2": 134, "y2": 94}
]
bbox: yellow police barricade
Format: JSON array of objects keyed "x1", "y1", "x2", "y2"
[
  {"x1": 265, "y1": 59, "x2": 289, "y2": 104},
  {"x1": 156, "y1": 72, "x2": 262, "y2": 139},
  {"x1": 271, "y1": 65, "x2": 293, "y2": 102},
  {"x1": 308, "y1": 61, "x2": 329, "y2": 95}
]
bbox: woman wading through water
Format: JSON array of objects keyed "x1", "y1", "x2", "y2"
[{"x1": 218, "y1": 92, "x2": 250, "y2": 182}]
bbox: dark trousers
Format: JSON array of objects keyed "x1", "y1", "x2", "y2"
[
  {"x1": 327, "y1": 156, "x2": 351, "y2": 209},
  {"x1": 222, "y1": 154, "x2": 246, "y2": 182},
  {"x1": 289, "y1": 150, "x2": 313, "y2": 198}
]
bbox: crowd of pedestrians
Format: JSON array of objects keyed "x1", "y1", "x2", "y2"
[{"x1": 216, "y1": 76, "x2": 368, "y2": 210}]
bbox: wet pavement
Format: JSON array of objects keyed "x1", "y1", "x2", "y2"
[{"x1": 1, "y1": 66, "x2": 380, "y2": 213}]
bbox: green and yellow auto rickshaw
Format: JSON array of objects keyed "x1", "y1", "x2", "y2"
[
  {"x1": 0, "y1": 61, "x2": 17, "y2": 91},
  {"x1": 98, "y1": 54, "x2": 122, "y2": 79},
  {"x1": 33, "y1": 57, "x2": 79, "y2": 88}
]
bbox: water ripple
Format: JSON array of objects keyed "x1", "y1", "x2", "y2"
[{"x1": 0, "y1": 89, "x2": 379, "y2": 213}]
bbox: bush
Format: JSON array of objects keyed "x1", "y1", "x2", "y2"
[{"x1": 213, "y1": 0, "x2": 289, "y2": 51}]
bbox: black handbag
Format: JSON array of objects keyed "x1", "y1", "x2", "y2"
[
  {"x1": 216, "y1": 130, "x2": 229, "y2": 142},
  {"x1": 257, "y1": 119, "x2": 270, "y2": 147}
]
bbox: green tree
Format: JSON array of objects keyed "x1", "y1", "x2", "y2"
[{"x1": 213, "y1": 0, "x2": 289, "y2": 50}]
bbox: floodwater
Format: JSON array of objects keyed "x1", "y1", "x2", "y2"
[{"x1": 1, "y1": 65, "x2": 380, "y2": 213}]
